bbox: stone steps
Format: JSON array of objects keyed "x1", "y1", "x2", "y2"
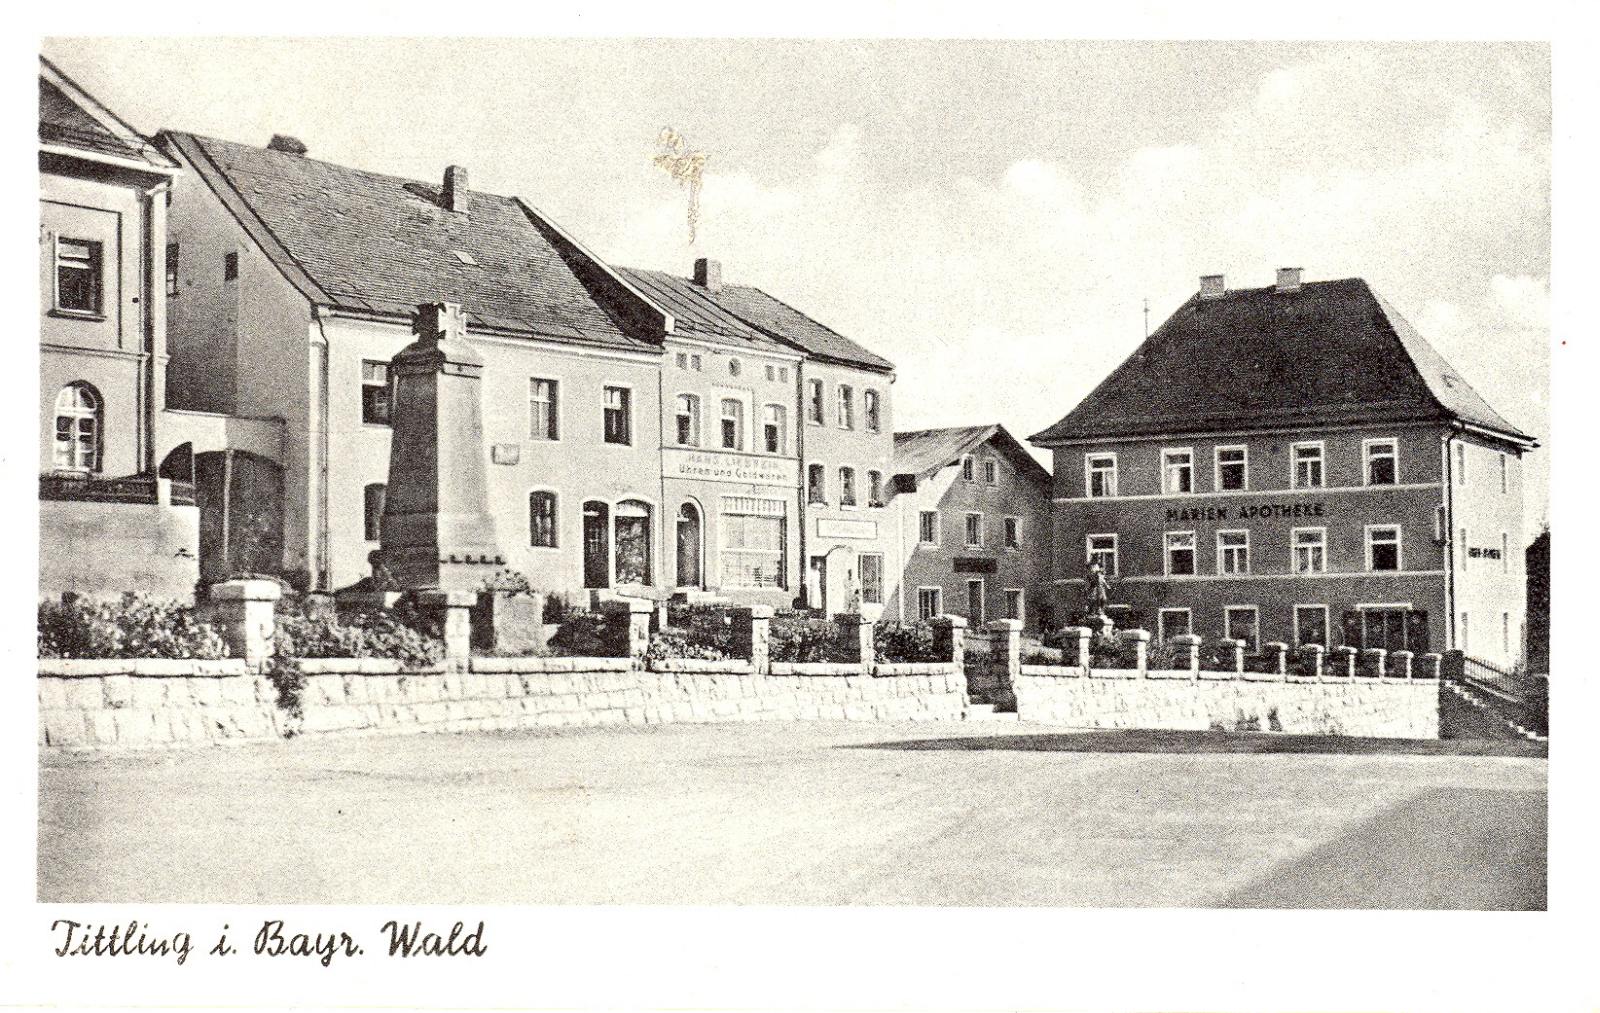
[{"x1": 965, "y1": 703, "x2": 1020, "y2": 722}]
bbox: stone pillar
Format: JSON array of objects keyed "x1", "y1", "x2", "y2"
[
  {"x1": 1119, "y1": 628, "x2": 1150, "y2": 676},
  {"x1": 1054, "y1": 626, "x2": 1089, "y2": 669},
  {"x1": 599, "y1": 597, "x2": 653, "y2": 663},
  {"x1": 379, "y1": 302, "x2": 506, "y2": 592},
  {"x1": 1390, "y1": 649, "x2": 1414, "y2": 679},
  {"x1": 984, "y1": 619, "x2": 1023, "y2": 700},
  {"x1": 1219, "y1": 638, "x2": 1245, "y2": 675},
  {"x1": 1419, "y1": 652, "x2": 1443, "y2": 680},
  {"x1": 209, "y1": 578, "x2": 281, "y2": 668},
  {"x1": 932, "y1": 614, "x2": 967, "y2": 667},
  {"x1": 1298, "y1": 644, "x2": 1325, "y2": 678},
  {"x1": 417, "y1": 589, "x2": 477, "y2": 664},
  {"x1": 1263, "y1": 641, "x2": 1289, "y2": 676},
  {"x1": 733, "y1": 606, "x2": 773, "y2": 674},
  {"x1": 834, "y1": 612, "x2": 875, "y2": 668},
  {"x1": 1361, "y1": 647, "x2": 1387, "y2": 678},
  {"x1": 1329, "y1": 645, "x2": 1358, "y2": 678},
  {"x1": 1172, "y1": 633, "x2": 1201, "y2": 676}
]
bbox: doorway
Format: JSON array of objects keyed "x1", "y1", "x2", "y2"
[
  {"x1": 676, "y1": 502, "x2": 702, "y2": 589},
  {"x1": 582, "y1": 501, "x2": 610, "y2": 588}
]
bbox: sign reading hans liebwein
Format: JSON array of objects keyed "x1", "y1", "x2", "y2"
[{"x1": 662, "y1": 447, "x2": 797, "y2": 488}]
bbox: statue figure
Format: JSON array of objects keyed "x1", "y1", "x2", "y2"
[{"x1": 1085, "y1": 559, "x2": 1113, "y2": 635}]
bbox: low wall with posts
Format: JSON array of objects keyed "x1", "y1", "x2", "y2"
[
  {"x1": 38, "y1": 585, "x2": 968, "y2": 750},
  {"x1": 996, "y1": 627, "x2": 1442, "y2": 739}
]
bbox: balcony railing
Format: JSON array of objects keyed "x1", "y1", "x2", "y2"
[{"x1": 40, "y1": 473, "x2": 196, "y2": 507}]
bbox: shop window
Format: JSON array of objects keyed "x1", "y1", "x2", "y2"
[
  {"x1": 528, "y1": 491, "x2": 557, "y2": 548},
  {"x1": 55, "y1": 237, "x2": 103, "y2": 314},
  {"x1": 1365, "y1": 438, "x2": 1397, "y2": 485},
  {"x1": 1217, "y1": 530, "x2": 1250, "y2": 575},
  {"x1": 613, "y1": 499, "x2": 652, "y2": 585},
  {"x1": 675, "y1": 393, "x2": 700, "y2": 447},
  {"x1": 1086, "y1": 533, "x2": 1117, "y2": 576},
  {"x1": 918, "y1": 510, "x2": 939, "y2": 545},
  {"x1": 1216, "y1": 446, "x2": 1247, "y2": 491},
  {"x1": 1292, "y1": 527, "x2": 1327, "y2": 574},
  {"x1": 361, "y1": 361, "x2": 394, "y2": 425},
  {"x1": 1086, "y1": 453, "x2": 1118, "y2": 498},
  {"x1": 860, "y1": 553, "x2": 884, "y2": 605},
  {"x1": 1162, "y1": 448, "x2": 1194, "y2": 494},
  {"x1": 363, "y1": 483, "x2": 386, "y2": 542},
  {"x1": 603, "y1": 386, "x2": 632, "y2": 445},
  {"x1": 52, "y1": 382, "x2": 101, "y2": 471},
  {"x1": 530, "y1": 378, "x2": 559, "y2": 440},
  {"x1": 1367, "y1": 525, "x2": 1401, "y2": 572},
  {"x1": 720, "y1": 398, "x2": 743, "y2": 450},
  {"x1": 917, "y1": 587, "x2": 943, "y2": 621},
  {"x1": 1293, "y1": 441, "x2": 1325, "y2": 489},
  {"x1": 1164, "y1": 531, "x2": 1196, "y2": 576},
  {"x1": 721, "y1": 495, "x2": 786, "y2": 589}
]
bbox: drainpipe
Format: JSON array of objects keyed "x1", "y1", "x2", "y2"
[
  {"x1": 312, "y1": 306, "x2": 333, "y2": 590},
  {"x1": 1443, "y1": 427, "x2": 1457, "y2": 651},
  {"x1": 796, "y1": 361, "x2": 808, "y2": 608}
]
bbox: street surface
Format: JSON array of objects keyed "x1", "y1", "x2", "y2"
[{"x1": 39, "y1": 722, "x2": 1545, "y2": 908}]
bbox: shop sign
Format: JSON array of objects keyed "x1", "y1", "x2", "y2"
[
  {"x1": 817, "y1": 517, "x2": 877, "y2": 540},
  {"x1": 663, "y1": 447, "x2": 797, "y2": 488},
  {"x1": 1165, "y1": 501, "x2": 1327, "y2": 523}
]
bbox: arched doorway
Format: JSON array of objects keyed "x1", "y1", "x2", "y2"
[{"x1": 676, "y1": 502, "x2": 703, "y2": 589}]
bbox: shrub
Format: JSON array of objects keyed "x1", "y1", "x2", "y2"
[
  {"x1": 542, "y1": 593, "x2": 579, "y2": 625},
  {"x1": 1087, "y1": 631, "x2": 1123, "y2": 668},
  {"x1": 665, "y1": 604, "x2": 740, "y2": 656},
  {"x1": 38, "y1": 593, "x2": 228, "y2": 660},
  {"x1": 646, "y1": 627, "x2": 732, "y2": 662},
  {"x1": 873, "y1": 620, "x2": 941, "y2": 663},
  {"x1": 480, "y1": 567, "x2": 535, "y2": 595},
  {"x1": 546, "y1": 612, "x2": 627, "y2": 658},
  {"x1": 1147, "y1": 640, "x2": 1186, "y2": 671},
  {"x1": 272, "y1": 597, "x2": 444, "y2": 668},
  {"x1": 769, "y1": 611, "x2": 851, "y2": 663}
]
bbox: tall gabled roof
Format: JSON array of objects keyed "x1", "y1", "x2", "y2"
[
  {"x1": 616, "y1": 268, "x2": 788, "y2": 353},
  {"x1": 893, "y1": 424, "x2": 1051, "y2": 485},
  {"x1": 39, "y1": 57, "x2": 177, "y2": 171},
  {"x1": 159, "y1": 130, "x2": 663, "y2": 352},
  {"x1": 1029, "y1": 277, "x2": 1535, "y2": 447},
  {"x1": 711, "y1": 283, "x2": 895, "y2": 373}
]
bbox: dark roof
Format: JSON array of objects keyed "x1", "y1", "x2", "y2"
[
  {"x1": 1029, "y1": 277, "x2": 1535, "y2": 446},
  {"x1": 39, "y1": 59, "x2": 176, "y2": 170},
  {"x1": 709, "y1": 284, "x2": 895, "y2": 373},
  {"x1": 893, "y1": 424, "x2": 1051, "y2": 484},
  {"x1": 161, "y1": 131, "x2": 658, "y2": 352},
  {"x1": 615, "y1": 268, "x2": 787, "y2": 352}
]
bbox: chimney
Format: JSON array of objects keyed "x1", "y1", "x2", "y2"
[
  {"x1": 267, "y1": 134, "x2": 308, "y2": 156},
  {"x1": 1276, "y1": 267, "x2": 1303, "y2": 293},
  {"x1": 1199, "y1": 274, "x2": 1226, "y2": 300},
  {"x1": 443, "y1": 165, "x2": 469, "y2": 214},
  {"x1": 693, "y1": 257, "x2": 723, "y2": 293}
]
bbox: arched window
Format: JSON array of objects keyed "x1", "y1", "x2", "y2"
[
  {"x1": 674, "y1": 394, "x2": 700, "y2": 447},
  {"x1": 762, "y1": 404, "x2": 785, "y2": 455},
  {"x1": 53, "y1": 383, "x2": 101, "y2": 472},
  {"x1": 614, "y1": 499, "x2": 653, "y2": 586},
  {"x1": 529, "y1": 490, "x2": 558, "y2": 547},
  {"x1": 720, "y1": 399, "x2": 743, "y2": 451},
  {"x1": 363, "y1": 483, "x2": 386, "y2": 542},
  {"x1": 676, "y1": 502, "x2": 702, "y2": 588}
]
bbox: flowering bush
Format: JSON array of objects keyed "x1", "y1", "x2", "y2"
[
  {"x1": 769, "y1": 612, "x2": 852, "y2": 663},
  {"x1": 38, "y1": 593, "x2": 228, "y2": 660},
  {"x1": 665, "y1": 604, "x2": 740, "y2": 656},
  {"x1": 646, "y1": 627, "x2": 732, "y2": 662},
  {"x1": 546, "y1": 612, "x2": 628, "y2": 658},
  {"x1": 873, "y1": 620, "x2": 941, "y2": 663},
  {"x1": 272, "y1": 598, "x2": 444, "y2": 668}
]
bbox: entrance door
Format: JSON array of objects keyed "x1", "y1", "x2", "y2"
[
  {"x1": 676, "y1": 503, "x2": 702, "y2": 588},
  {"x1": 582, "y1": 501, "x2": 610, "y2": 588},
  {"x1": 808, "y1": 556, "x2": 826, "y2": 612},
  {"x1": 966, "y1": 578, "x2": 985, "y2": 623}
]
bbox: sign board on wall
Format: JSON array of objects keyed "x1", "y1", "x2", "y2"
[
  {"x1": 662, "y1": 447, "x2": 797, "y2": 489},
  {"x1": 816, "y1": 517, "x2": 878, "y2": 540},
  {"x1": 953, "y1": 557, "x2": 998, "y2": 574},
  {"x1": 1165, "y1": 501, "x2": 1327, "y2": 523}
]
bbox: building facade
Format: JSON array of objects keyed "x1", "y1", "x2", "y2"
[
  {"x1": 890, "y1": 426, "x2": 1053, "y2": 630},
  {"x1": 1031, "y1": 270, "x2": 1537, "y2": 668},
  {"x1": 37, "y1": 58, "x2": 200, "y2": 599}
]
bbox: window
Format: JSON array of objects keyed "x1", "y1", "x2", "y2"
[
  {"x1": 918, "y1": 510, "x2": 939, "y2": 545},
  {"x1": 1461, "y1": 611, "x2": 1470, "y2": 652},
  {"x1": 691, "y1": 354, "x2": 703, "y2": 371},
  {"x1": 52, "y1": 383, "x2": 101, "y2": 471},
  {"x1": 1217, "y1": 530, "x2": 1250, "y2": 575},
  {"x1": 362, "y1": 361, "x2": 394, "y2": 426},
  {"x1": 674, "y1": 394, "x2": 700, "y2": 447},
  {"x1": 1459, "y1": 527, "x2": 1468, "y2": 569},
  {"x1": 1456, "y1": 442, "x2": 1467, "y2": 484},
  {"x1": 362, "y1": 483, "x2": 386, "y2": 542},
  {"x1": 983, "y1": 458, "x2": 998, "y2": 484},
  {"x1": 223, "y1": 251, "x2": 238, "y2": 281},
  {"x1": 1367, "y1": 525, "x2": 1401, "y2": 572},
  {"x1": 1502, "y1": 532, "x2": 1510, "y2": 573},
  {"x1": 721, "y1": 496, "x2": 787, "y2": 589},
  {"x1": 762, "y1": 404, "x2": 785, "y2": 454},
  {"x1": 839, "y1": 466, "x2": 857, "y2": 507},
  {"x1": 807, "y1": 464, "x2": 826, "y2": 504},
  {"x1": 1364, "y1": 438, "x2": 1397, "y2": 486},
  {"x1": 860, "y1": 553, "x2": 884, "y2": 605},
  {"x1": 1003, "y1": 517, "x2": 1021, "y2": 549},
  {"x1": 1158, "y1": 608, "x2": 1192, "y2": 642},
  {"x1": 1503, "y1": 612, "x2": 1511, "y2": 654},
  {"x1": 603, "y1": 386, "x2": 631, "y2": 445},
  {"x1": 729, "y1": 358, "x2": 741, "y2": 377},
  {"x1": 864, "y1": 389, "x2": 881, "y2": 432},
  {"x1": 528, "y1": 378, "x2": 558, "y2": 440},
  {"x1": 1224, "y1": 606, "x2": 1260, "y2": 651},
  {"x1": 1086, "y1": 453, "x2": 1118, "y2": 498},
  {"x1": 837, "y1": 385, "x2": 855, "y2": 429},
  {"x1": 1294, "y1": 605, "x2": 1330, "y2": 647},
  {"x1": 806, "y1": 379, "x2": 824, "y2": 424},
  {"x1": 54, "y1": 238, "x2": 102, "y2": 313},
  {"x1": 961, "y1": 455, "x2": 975, "y2": 482},
  {"x1": 867, "y1": 470, "x2": 883, "y2": 508},
  {"x1": 966, "y1": 579, "x2": 986, "y2": 623},
  {"x1": 765, "y1": 364, "x2": 775, "y2": 382},
  {"x1": 528, "y1": 491, "x2": 557, "y2": 548},
  {"x1": 165, "y1": 242, "x2": 179, "y2": 298},
  {"x1": 1216, "y1": 446, "x2": 1247, "y2": 491},
  {"x1": 779, "y1": 367, "x2": 788, "y2": 382},
  {"x1": 1162, "y1": 449, "x2": 1194, "y2": 494},
  {"x1": 1499, "y1": 453, "x2": 1508, "y2": 494},
  {"x1": 964, "y1": 512, "x2": 983, "y2": 548},
  {"x1": 1292, "y1": 527, "x2": 1327, "y2": 574},
  {"x1": 1086, "y1": 533, "x2": 1118, "y2": 576},
  {"x1": 1004, "y1": 589, "x2": 1024, "y2": 623},
  {"x1": 1293, "y1": 442, "x2": 1325, "y2": 488},
  {"x1": 1165, "y1": 531, "x2": 1196, "y2": 576},
  {"x1": 613, "y1": 499, "x2": 653, "y2": 585},
  {"x1": 917, "y1": 587, "x2": 943, "y2": 621},
  {"x1": 720, "y1": 398, "x2": 743, "y2": 450},
  {"x1": 675, "y1": 352, "x2": 687, "y2": 369}
]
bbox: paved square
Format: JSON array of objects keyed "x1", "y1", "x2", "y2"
[{"x1": 38, "y1": 722, "x2": 1545, "y2": 908}]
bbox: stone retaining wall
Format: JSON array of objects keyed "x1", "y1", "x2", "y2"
[{"x1": 38, "y1": 656, "x2": 968, "y2": 750}]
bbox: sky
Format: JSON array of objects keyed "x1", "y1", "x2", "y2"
[{"x1": 42, "y1": 38, "x2": 1552, "y2": 535}]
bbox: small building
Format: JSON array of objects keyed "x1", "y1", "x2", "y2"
[
  {"x1": 891, "y1": 425, "x2": 1053, "y2": 629},
  {"x1": 37, "y1": 57, "x2": 199, "y2": 599},
  {"x1": 1029, "y1": 269, "x2": 1537, "y2": 668}
]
